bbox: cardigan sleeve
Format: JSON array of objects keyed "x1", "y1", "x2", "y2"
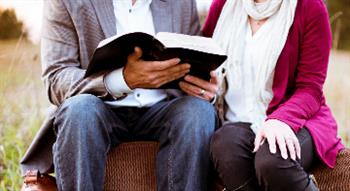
[
  {"x1": 202, "y1": 0, "x2": 226, "y2": 37},
  {"x1": 267, "y1": 1, "x2": 332, "y2": 133}
]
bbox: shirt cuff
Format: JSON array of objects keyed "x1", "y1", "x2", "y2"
[
  {"x1": 210, "y1": 94, "x2": 217, "y2": 105},
  {"x1": 104, "y1": 68, "x2": 133, "y2": 98}
]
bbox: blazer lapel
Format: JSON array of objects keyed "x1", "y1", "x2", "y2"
[
  {"x1": 151, "y1": 0, "x2": 174, "y2": 33},
  {"x1": 90, "y1": 0, "x2": 116, "y2": 38}
]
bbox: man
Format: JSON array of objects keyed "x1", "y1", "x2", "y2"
[{"x1": 20, "y1": 0, "x2": 218, "y2": 190}]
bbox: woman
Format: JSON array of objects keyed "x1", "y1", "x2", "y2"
[{"x1": 179, "y1": 0, "x2": 344, "y2": 190}]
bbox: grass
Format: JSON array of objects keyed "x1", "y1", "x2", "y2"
[
  {"x1": 0, "y1": 38, "x2": 49, "y2": 191},
  {"x1": 0, "y1": 39, "x2": 349, "y2": 190}
]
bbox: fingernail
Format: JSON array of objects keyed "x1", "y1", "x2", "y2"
[
  {"x1": 282, "y1": 154, "x2": 287, "y2": 159},
  {"x1": 292, "y1": 155, "x2": 296, "y2": 161},
  {"x1": 271, "y1": 148, "x2": 276, "y2": 154}
]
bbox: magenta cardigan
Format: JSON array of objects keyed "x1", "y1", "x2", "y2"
[{"x1": 203, "y1": 0, "x2": 344, "y2": 168}]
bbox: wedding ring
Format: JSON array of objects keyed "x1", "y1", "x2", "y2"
[{"x1": 199, "y1": 89, "x2": 206, "y2": 97}]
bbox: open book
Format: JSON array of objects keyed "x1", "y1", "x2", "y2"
[{"x1": 85, "y1": 32, "x2": 227, "y2": 89}]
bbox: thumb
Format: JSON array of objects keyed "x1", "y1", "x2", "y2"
[
  {"x1": 128, "y1": 46, "x2": 143, "y2": 63},
  {"x1": 210, "y1": 70, "x2": 218, "y2": 85}
]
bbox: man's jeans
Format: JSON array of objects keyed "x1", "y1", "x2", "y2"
[{"x1": 52, "y1": 94, "x2": 217, "y2": 191}]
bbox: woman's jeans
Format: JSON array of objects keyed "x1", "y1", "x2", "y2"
[
  {"x1": 210, "y1": 122, "x2": 315, "y2": 191},
  {"x1": 52, "y1": 94, "x2": 217, "y2": 191}
]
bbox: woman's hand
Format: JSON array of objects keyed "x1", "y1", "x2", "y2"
[
  {"x1": 253, "y1": 119, "x2": 301, "y2": 160},
  {"x1": 179, "y1": 71, "x2": 219, "y2": 102}
]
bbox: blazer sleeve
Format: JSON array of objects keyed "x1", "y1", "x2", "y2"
[
  {"x1": 202, "y1": 0, "x2": 226, "y2": 37},
  {"x1": 267, "y1": 1, "x2": 332, "y2": 133},
  {"x1": 41, "y1": 0, "x2": 110, "y2": 106}
]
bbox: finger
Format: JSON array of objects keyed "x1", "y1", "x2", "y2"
[
  {"x1": 253, "y1": 132, "x2": 263, "y2": 153},
  {"x1": 184, "y1": 75, "x2": 218, "y2": 93},
  {"x1": 160, "y1": 63, "x2": 191, "y2": 76},
  {"x1": 210, "y1": 71, "x2": 219, "y2": 85},
  {"x1": 179, "y1": 81, "x2": 214, "y2": 100},
  {"x1": 286, "y1": 137, "x2": 296, "y2": 160},
  {"x1": 151, "y1": 58, "x2": 183, "y2": 71},
  {"x1": 179, "y1": 81, "x2": 215, "y2": 101},
  {"x1": 179, "y1": 82, "x2": 199, "y2": 97},
  {"x1": 266, "y1": 134, "x2": 277, "y2": 154},
  {"x1": 179, "y1": 82, "x2": 204, "y2": 99},
  {"x1": 276, "y1": 135, "x2": 288, "y2": 159},
  {"x1": 128, "y1": 47, "x2": 143, "y2": 63},
  {"x1": 155, "y1": 69, "x2": 190, "y2": 87},
  {"x1": 155, "y1": 64, "x2": 190, "y2": 82},
  {"x1": 294, "y1": 137, "x2": 301, "y2": 159}
]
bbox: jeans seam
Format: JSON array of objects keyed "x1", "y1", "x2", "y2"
[
  {"x1": 53, "y1": 142, "x2": 65, "y2": 191},
  {"x1": 166, "y1": 121, "x2": 175, "y2": 191},
  {"x1": 169, "y1": 143, "x2": 175, "y2": 191}
]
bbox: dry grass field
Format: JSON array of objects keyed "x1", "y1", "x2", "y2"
[
  {"x1": 0, "y1": 39, "x2": 48, "y2": 190},
  {"x1": 324, "y1": 51, "x2": 350, "y2": 143},
  {"x1": 0, "y1": 39, "x2": 349, "y2": 190}
]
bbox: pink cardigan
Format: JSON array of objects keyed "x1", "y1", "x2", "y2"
[{"x1": 203, "y1": 0, "x2": 344, "y2": 168}]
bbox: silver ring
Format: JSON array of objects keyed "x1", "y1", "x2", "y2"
[{"x1": 199, "y1": 89, "x2": 206, "y2": 97}]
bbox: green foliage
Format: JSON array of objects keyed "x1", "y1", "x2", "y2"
[
  {"x1": 0, "y1": 123, "x2": 39, "y2": 191},
  {"x1": 328, "y1": 0, "x2": 350, "y2": 50},
  {"x1": 0, "y1": 9, "x2": 26, "y2": 40}
]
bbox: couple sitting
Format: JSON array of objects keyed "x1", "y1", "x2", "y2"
[{"x1": 21, "y1": 0, "x2": 343, "y2": 191}]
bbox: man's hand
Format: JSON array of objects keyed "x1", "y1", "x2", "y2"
[
  {"x1": 179, "y1": 71, "x2": 219, "y2": 101},
  {"x1": 123, "y1": 47, "x2": 191, "y2": 89},
  {"x1": 253, "y1": 119, "x2": 301, "y2": 161}
]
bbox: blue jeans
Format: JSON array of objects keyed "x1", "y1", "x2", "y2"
[{"x1": 52, "y1": 94, "x2": 217, "y2": 191}]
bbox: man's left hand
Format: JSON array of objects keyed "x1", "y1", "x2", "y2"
[{"x1": 179, "y1": 71, "x2": 218, "y2": 102}]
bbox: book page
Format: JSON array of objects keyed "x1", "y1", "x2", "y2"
[{"x1": 156, "y1": 32, "x2": 225, "y2": 55}]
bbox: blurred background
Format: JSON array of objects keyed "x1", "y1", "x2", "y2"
[{"x1": 0, "y1": 0, "x2": 349, "y2": 190}]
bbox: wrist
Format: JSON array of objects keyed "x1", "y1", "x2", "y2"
[
  {"x1": 104, "y1": 68, "x2": 133, "y2": 98},
  {"x1": 123, "y1": 67, "x2": 137, "y2": 89}
]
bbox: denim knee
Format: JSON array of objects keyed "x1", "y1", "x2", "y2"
[
  {"x1": 174, "y1": 96, "x2": 216, "y2": 120},
  {"x1": 166, "y1": 96, "x2": 217, "y2": 144},
  {"x1": 54, "y1": 94, "x2": 108, "y2": 134},
  {"x1": 173, "y1": 96, "x2": 216, "y2": 131},
  {"x1": 58, "y1": 94, "x2": 105, "y2": 113}
]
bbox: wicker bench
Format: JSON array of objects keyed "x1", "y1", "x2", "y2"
[{"x1": 104, "y1": 142, "x2": 350, "y2": 191}]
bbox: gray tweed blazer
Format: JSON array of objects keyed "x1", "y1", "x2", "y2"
[{"x1": 20, "y1": 0, "x2": 201, "y2": 175}]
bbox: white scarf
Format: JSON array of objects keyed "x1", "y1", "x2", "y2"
[{"x1": 213, "y1": 0, "x2": 297, "y2": 132}]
